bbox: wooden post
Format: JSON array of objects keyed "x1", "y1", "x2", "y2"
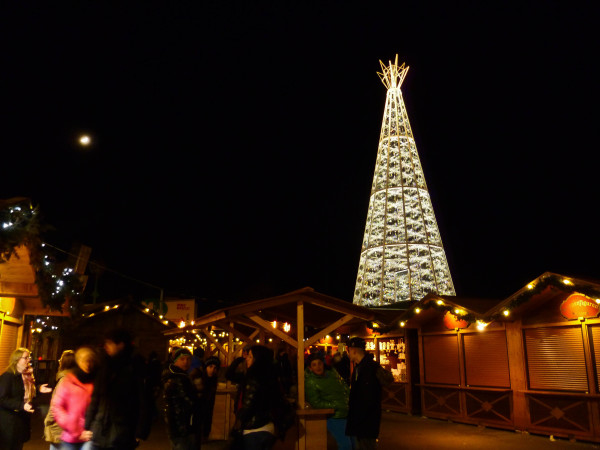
[
  {"x1": 297, "y1": 301, "x2": 305, "y2": 449},
  {"x1": 226, "y1": 322, "x2": 234, "y2": 435},
  {"x1": 505, "y1": 320, "x2": 528, "y2": 430}
]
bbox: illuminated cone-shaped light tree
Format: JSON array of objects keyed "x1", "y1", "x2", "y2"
[{"x1": 353, "y1": 56, "x2": 455, "y2": 306}]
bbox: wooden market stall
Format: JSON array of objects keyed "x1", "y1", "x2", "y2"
[
  {"x1": 397, "y1": 272, "x2": 600, "y2": 443},
  {"x1": 164, "y1": 287, "x2": 378, "y2": 449}
]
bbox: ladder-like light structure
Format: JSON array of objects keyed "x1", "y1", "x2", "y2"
[{"x1": 353, "y1": 55, "x2": 456, "y2": 306}]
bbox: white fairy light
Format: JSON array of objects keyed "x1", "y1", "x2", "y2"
[{"x1": 354, "y1": 55, "x2": 455, "y2": 306}]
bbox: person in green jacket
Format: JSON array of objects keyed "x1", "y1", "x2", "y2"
[{"x1": 305, "y1": 353, "x2": 352, "y2": 450}]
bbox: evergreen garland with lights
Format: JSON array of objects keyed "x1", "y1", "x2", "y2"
[{"x1": 0, "y1": 199, "x2": 84, "y2": 313}]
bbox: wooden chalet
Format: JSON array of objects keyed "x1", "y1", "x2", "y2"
[{"x1": 396, "y1": 272, "x2": 600, "y2": 443}]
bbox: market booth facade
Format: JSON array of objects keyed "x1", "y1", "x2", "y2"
[
  {"x1": 164, "y1": 287, "x2": 380, "y2": 450},
  {"x1": 398, "y1": 272, "x2": 600, "y2": 443}
]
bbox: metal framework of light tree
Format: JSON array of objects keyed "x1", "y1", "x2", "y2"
[{"x1": 353, "y1": 55, "x2": 456, "y2": 306}]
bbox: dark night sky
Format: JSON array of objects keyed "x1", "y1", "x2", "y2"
[{"x1": 2, "y1": 1, "x2": 598, "y2": 304}]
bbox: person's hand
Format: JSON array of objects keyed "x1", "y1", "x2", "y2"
[
  {"x1": 80, "y1": 430, "x2": 93, "y2": 441},
  {"x1": 24, "y1": 402, "x2": 34, "y2": 413},
  {"x1": 39, "y1": 383, "x2": 52, "y2": 394}
]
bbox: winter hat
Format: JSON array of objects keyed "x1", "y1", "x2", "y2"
[
  {"x1": 173, "y1": 348, "x2": 192, "y2": 362},
  {"x1": 204, "y1": 356, "x2": 221, "y2": 368}
]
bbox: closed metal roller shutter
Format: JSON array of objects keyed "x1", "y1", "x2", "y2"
[
  {"x1": 524, "y1": 326, "x2": 587, "y2": 392},
  {"x1": 586, "y1": 325, "x2": 600, "y2": 391},
  {"x1": 423, "y1": 334, "x2": 460, "y2": 385},
  {"x1": 463, "y1": 331, "x2": 510, "y2": 388},
  {"x1": 0, "y1": 321, "x2": 19, "y2": 371}
]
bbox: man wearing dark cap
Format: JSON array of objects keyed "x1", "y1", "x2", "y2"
[
  {"x1": 162, "y1": 348, "x2": 197, "y2": 450},
  {"x1": 345, "y1": 337, "x2": 393, "y2": 449}
]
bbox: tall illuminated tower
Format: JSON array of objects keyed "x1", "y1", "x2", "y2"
[{"x1": 353, "y1": 56, "x2": 455, "y2": 306}]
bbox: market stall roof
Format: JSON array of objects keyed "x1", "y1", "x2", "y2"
[
  {"x1": 394, "y1": 272, "x2": 600, "y2": 330},
  {"x1": 165, "y1": 286, "x2": 381, "y2": 339}
]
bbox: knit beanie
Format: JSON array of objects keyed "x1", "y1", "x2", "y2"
[{"x1": 173, "y1": 347, "x2": 192, "y2": 362}]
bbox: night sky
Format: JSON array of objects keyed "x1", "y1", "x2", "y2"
[{"x1": 2, "y1": 2, "x2": 598, "y2": 304}]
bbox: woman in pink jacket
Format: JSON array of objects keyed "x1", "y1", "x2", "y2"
[{"x1": 51, "y1": 347, "x2": 97, "y2": 450}]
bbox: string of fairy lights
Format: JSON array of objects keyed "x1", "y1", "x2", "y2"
[{"x1": 391, "y1": 273, "x2": 600, "y2": 333}]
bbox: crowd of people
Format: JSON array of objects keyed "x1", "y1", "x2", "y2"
[{"x1": 0, "y1": 332, "x2": 393, "y2": 450}]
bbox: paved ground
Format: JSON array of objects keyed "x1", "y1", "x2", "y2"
[{"x1": 24, "y1": 410, "x2": 600, "y2": 449}]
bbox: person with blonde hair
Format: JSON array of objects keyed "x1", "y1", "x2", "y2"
[
  {"x1": 51, "y1": 347, "x2": 98, "y2": 450},
  {"x1": 0, "y1": 347, "x2": 36, "y2": 449}
]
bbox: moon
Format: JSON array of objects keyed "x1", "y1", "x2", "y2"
[{"x1": 79, "y1": 135, "x2": 91, "y2": 146}]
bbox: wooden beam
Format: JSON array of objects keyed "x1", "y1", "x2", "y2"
[
  {"x1": 232, "y1": 329, "x2": 260, "y2": 358},
  {"x1": 246, "y1": 313, "x2": 298, "y2": 348},
  {"x1": 304, "y1": 314, "x2": 354, "y2": 347},
  {"x1": 297, "y1": 301, "x2": 305, "y2": 409},
  {"x1": 201, "y1": 327, "x2": 228, "y2": 357},
  {"x1": 305, "y1": 296, "x2": 374, "y2": 321},
  {"x1": 216, "y1": 322, "x2": 252, "y2": 343}
]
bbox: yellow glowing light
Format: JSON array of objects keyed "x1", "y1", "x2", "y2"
[
  {"x1": 271, "y1": 320, "x2": 277, "y2": 329},
  {"x1": 563, "y1": 279, "x2": 573, "y2": 285},
  {"x1": 256, "y1": 339, "x2": 260, "y2": 343},
  {"x1": 476, "y1": 321, "x2": 488, "y2": 331},
  {"x1": 400, "y1": 321, "x2": 405, "y2": 327},
  {"x1": 190, "y1": 321, "x2": 194, "y2": 325},
  {"x1": 415, "y1": 308, "x2": 421, "y2": 314},
  {"x1": 159, "y1": 315, "x2": 163, "y2": 319},
  {"x1": 283, "y1": 322, "x2": 291, "y2": 332},
  {"x1": 79, "y1": 135, "x2": 91, "y2": 146},
  {"x1": 336, "y1": 335, "x2": 340, "y2": 340},
  {"x1": 503, "y1": 310, "x2": 510, "y2": 316},
  {"x1": 104, "y1": 306, "x2": 110, "y2": 311},
  {"x1": 144, "y1": 308, "x2": 149, "y2": 312},
  {"x1": 179, "y1": 321, "x2": 186, "y2": 328},
  {"x1": 527, "y1": 284, "x2": 534, "y2": 290},
  {"x1": 436, "y1": 300, "x2": 444, "y2": 305},
  {"x1": 269, "y1": 338, "x2": 273, "y2": 342},
  {"x1": 596, "y1": 299, "x2": 600, "y2": 305},
  {"x1": 372, "y1": 323, "x2": 379, "y2": 328}
]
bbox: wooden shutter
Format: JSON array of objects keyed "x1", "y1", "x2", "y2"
[
  {"x1": 524, "y1": 326, "x2": 587, "y2": 392},
  {"x1": 0, "y1": 321, "x2": 19, "y2": 371},
  {"x1": 463, "y1": 331, "x2": 510, "y2": 388},
  {"x1": 423, "y1": 334, "x2": 460, "y2": 385}
]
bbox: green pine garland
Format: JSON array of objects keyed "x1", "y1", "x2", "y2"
[{"x1": 0, "y1": 200, "x2": 83, "y2": 312}]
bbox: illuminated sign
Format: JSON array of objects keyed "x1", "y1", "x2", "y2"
[
  {"x1": 443, "y1": 311, "x2": 468, "y2": 330},
  {"x1": 560, "y1": 293, "x2": 600, "y2": 320}
]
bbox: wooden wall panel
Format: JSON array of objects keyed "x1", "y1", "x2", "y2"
[
  {"x1": 463, "y1": 331, "x2": 510, "y2": 388},
  {"x1": 524, "y1": 326, "x2": 587, "y2": 391}
]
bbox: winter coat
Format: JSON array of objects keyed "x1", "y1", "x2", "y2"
[
  {"x1": 161, "y1": 364, "x2": 197, "y2": 438},
  {"x1": 44, "y1": 370, "x2": 70, "y2": 444},
  {"x1": 345, "y1": 353, "x2": 393, "y2": 439},
  {"x1": 0, "y1": 370, "x2": 31, "y2": 448},
  {"x1": 236, "y1": 366, "x2": 278, "y2": 431},
  {"x1": 51, "y1": 372, "x2": 94, "y2": 443},
  {"x1": 304, "y1": 367, "x2": 349, "y2": 419},
  {"x1": 85, "y1": 348, "x2": 151, "y2": 448},
  {"x1": 190, "y1": 368, "x2": 218, "y2": 438}
]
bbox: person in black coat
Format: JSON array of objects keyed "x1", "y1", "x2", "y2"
[
  {"x1": 345, "y1": 337, "x2": 393, "y2": 450},
  {"x1": 232, "y1": 345, "x2": 288, "y2": 450},
  {"x1": 84, "y1": 328, "x2": 152, "y2": 450},
  {"x1": 162, "y1": 347, "x2": 198, "y2": 450},
  {"x1": 0, "y1": 348, "x2": 35, "y2": 450}
]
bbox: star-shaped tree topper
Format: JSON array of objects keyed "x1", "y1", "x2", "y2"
[{"x1": 377, "y1": 54, "x2": 409, "y2": 89}]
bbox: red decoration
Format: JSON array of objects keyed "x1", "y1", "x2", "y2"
[
  {"x1": 560, "y1": 293, "x2": 600, "y2": 320},
  {"x1": 443, "y1": 311, "x2": 468, "y2": 329}
]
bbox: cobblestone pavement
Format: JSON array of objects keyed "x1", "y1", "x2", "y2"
[{"x1": 24, "y1": 410, "x2": 600, "y2": 450}]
